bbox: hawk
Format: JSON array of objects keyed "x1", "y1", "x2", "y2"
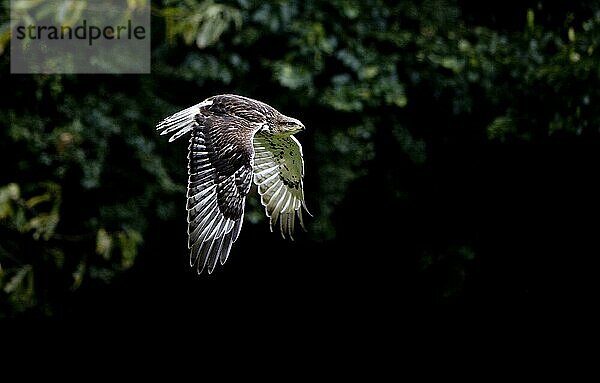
[{"x1": 156, "y1": 94, "x2": 309, "y2": 274}]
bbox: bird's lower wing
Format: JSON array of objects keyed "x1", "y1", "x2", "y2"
[
  {"x1": 182, "y1": 113, "x2": 260, "y2": 274},
  {"x1": 252, "y1": 134, "x2": 309, "y2": 239}
]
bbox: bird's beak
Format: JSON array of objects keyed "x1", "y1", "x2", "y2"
[{"x1": 286, "y1": 116, "x2": 305, "y2": 132}]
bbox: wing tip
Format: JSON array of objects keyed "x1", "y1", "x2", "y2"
[
  {"x1": 302, "y1": 201, "x2": 313, "y2": 218},
  {"x1": 189, "y1": 219, "x2": 242, "y2": 274}
]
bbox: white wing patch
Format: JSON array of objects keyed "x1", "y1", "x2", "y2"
[
  {"x1": 156, "y1": 99, "x2": 213, "y2": 142},
  {"x1": 252, "y1": 134, "x2": 309, "y2": 239}
]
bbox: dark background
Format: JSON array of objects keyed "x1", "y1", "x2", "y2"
[{"x1": 1, "y1": 0, "x2": 599, "y2": 320}]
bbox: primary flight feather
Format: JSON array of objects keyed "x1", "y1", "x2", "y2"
[{"x1": 156, "y1": 94, "x2": 309, "y2": 274}]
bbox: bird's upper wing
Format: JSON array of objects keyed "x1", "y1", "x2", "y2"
[
  {"x1": 156, "y1": 100, "x2": 211, "y2": 142},
  {"x1": 155, "y1": 95, "x2": 268, "y2": 142},
  {"x1": 252, "y1": 133, "x2": 309, "y2": 239},
  {"x1": 157, "y1": 99, "x2": 260, "y2": 274}
]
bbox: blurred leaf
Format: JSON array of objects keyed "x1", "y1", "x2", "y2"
[
  {"x1": 0, "y1": 183, "x2": 20, "y2": 219},
  {"x1": 161, "y1": 0, "x2": 241, "y2": 48},
  {"x1": 487, "y1": 116, "x2": 516, "y2": 142},
  {"x1": 49, "y1": 248, "x2": 65, "y2": 269},
  {"x1": 71, "y1": 260, "x2": 86, "y2": 290},
  {"x1": 27, "y1": 212, "x2": 60, "y2": 241},
  {"x1": 0, "y1": 21, "x2": 11, "y2": 56},
  {"x1": 2, "y1": 265, "x2": 35, "y2": 313},
  {"x1": 274, "y1": 62, "x2": 312, "y2": 90},
  {"x1": 3, "y1": 266, "x2": 30, "y2": 294},
  {"x1": 392, "y1": 127, "x2": 426, "y2": 164},
  {"x1": 96, "y1": 228, "x2": 113, "y2": 261},
  {"x1": 118, "y1": 229, "x2": 142, "y2": 270},
  {"x1": 527, "y1": 8, "x2": 535, "y2": 31}
]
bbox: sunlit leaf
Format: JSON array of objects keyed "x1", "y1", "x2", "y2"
[
  {"x1": 161, "y1": 0, "x2": 241, "y2": 48},
  {"x1": 96, "y1": 228, "x2": 113, "y2": 261},
  {"x1": 27, "y1": 212, "x2": 60, "y2": 241},
  {"x1": 3, "y1": 265, "x2": 31, "y2": 294},
  {"x1": 71, "y1": 260, "x2": 86, "y2": 290},
  {"x1": 487, "y1": 116, "x2": 516, "y2": 142},
  {"x1": 0, "y1": 183, "x2": 20, "y2": 219},
  {"x1": 118, "y1": 229, "x2": 142, "y2": 270}
]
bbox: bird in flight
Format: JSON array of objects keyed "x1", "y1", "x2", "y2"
[{"x1": 156, "y1": 94, "x2": 309, "y2": 274}]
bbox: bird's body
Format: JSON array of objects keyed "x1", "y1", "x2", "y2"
[{"x1": 156, "y1": 94, "x2": 309, "y2": 274}]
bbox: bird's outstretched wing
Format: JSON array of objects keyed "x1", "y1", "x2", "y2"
[
  {"x1": 157, "y1": 100, "x2": 258, "y2": 274},
  {"x1": 186, "y1": 115, "x2": 256, "y2": 274},
  {"x1": 252, "y1": 133, "x2": 309, "y2": 239}
]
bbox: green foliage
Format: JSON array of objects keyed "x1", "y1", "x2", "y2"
[
  {"x1": 0, "y1": 182, "x2": 60, "y2": 239},
  {"x1": 1, "y1": 0, "x2": 599, "y2": 314},
  {"x1": 160, "y1": 0, "x2": 242, "y2": 48},
  {"x1": 0, "y1": 181, "x2": 145, "y2": 316}
]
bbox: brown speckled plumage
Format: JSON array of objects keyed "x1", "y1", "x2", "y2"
[{"x1": 157, "y1": 94, "x2": 309, "y2": 274}]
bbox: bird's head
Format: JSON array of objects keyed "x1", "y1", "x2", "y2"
[{"x1": 272, "y1": 114, "x2": 305, "y2": 136}]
